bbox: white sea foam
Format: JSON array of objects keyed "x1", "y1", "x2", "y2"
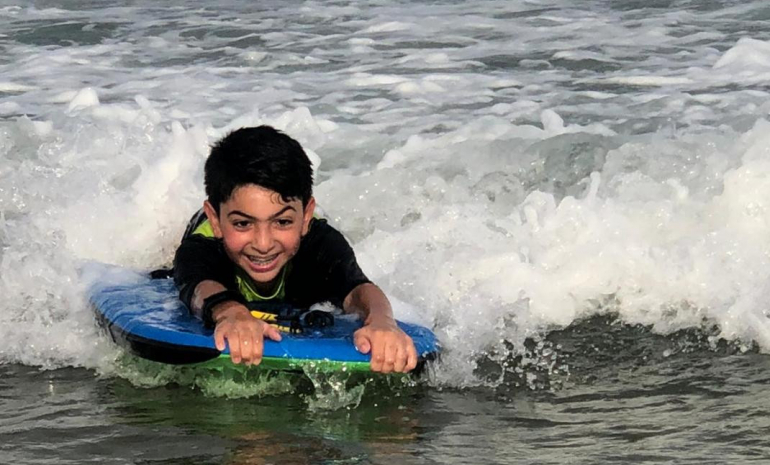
[
  {"x1": 604, "y1": 76, "x2": 695, "y2": 87},
  {"x1": 714, "y1": 37, "x2": 770, "y2": 70},
  {"x1": 0, "y1": 82, "x2": 35, "y2": 93},
  {"x1": 2, "y1": 1, "x2": 770, "y2": 388}
]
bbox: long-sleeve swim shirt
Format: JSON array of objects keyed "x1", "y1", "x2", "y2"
[{"x1": 173, "y1": 215, "x2": 371, "y2": 312}]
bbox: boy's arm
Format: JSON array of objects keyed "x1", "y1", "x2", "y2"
[
  {"x1": 309, "y1": 220, "x2": 418, "y2": 373},
  {"x1": 174, "y1": 237, "x2": 280, "y2": 365},
  {"x1": 345, "y1": 283, "x2": 418, "y2": 373},
  {"x1": 190, "y1": 280, "x2": 282, "y2": 366},
  {"x1": 173, "y1": 235, "x2": 234, "y2": 310}
]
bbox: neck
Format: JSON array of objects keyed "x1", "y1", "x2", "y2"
[
  {"x1": 253, "y1": 277, "x2": 280, "y2": 295},
  {"x1": 236, "y1": 267, "x2": 286, "y2": 301}
]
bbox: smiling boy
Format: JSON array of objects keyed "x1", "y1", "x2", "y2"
[{"x1": 173, "y1": 125, "x2": 417, "y2": 373}]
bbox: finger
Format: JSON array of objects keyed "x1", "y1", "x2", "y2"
[
  {"x1": 238, "y1": 329, "x2": 255, "y2": 365},
  {"x1": 393, "y1": 344, "x2": 407, "y2": 373},
  {"x1": 252, "y1": 332, "x2": 264, "y2": 366},
  {"x1": 263, "y1": 324, "x2": 282, "y2": 342},
  {"x1": 406, "y1": 342, "x2": 419, "y2": 372},
  {"x1": 370, "y1": 340, "x2": 386, "y2": 373},
  {"x1": 214, "y1": 325, "x2": 227, "y2": 352},
  {"x1": 381, "y1": 341, "x2": 396, "y2": 374},
  {"x1": 229, "y1": 332, "x2": 242, "y2": 364},
  {"x1": 354, "y1": 330, "x2": 372, "y2": 354}
]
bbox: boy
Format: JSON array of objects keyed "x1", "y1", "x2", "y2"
[{"x1": 173, "y1": 125, "x2": 417, "y2": 373}]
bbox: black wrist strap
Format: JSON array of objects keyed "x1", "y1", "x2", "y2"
[{"x1": 201, "y1": 290, "x2": 247, "y2": 327}]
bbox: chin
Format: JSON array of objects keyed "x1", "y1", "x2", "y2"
[{"x1": 249, "y1": 270, "x2": 281, "y2": 285}]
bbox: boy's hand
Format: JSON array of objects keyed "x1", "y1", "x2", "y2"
[
  {"x1": 212, "y1": 302, "x2": 282, "y2": 365},
  {"x1": 354, "y1": 317, "x2": 418, "y2": 373}
]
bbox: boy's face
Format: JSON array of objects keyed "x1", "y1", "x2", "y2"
[{"x1": 203, "y1": 184, "x2": 315, "y2": 289}]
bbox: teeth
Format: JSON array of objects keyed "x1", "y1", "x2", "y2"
[{"x1": 248, "y1": 255, "x2": 276, "y2": 265}]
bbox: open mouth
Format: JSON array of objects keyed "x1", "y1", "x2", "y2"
[{"x1": 245, "y1": 253, "x2": 280, "y2": 272}]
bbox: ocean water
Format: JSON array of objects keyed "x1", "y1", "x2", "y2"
[{"x1": 3, "y1": 0, "x2": 770, "y2": 463}]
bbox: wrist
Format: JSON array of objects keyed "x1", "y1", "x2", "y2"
[
  {"x1": 365, "y1": 313, "x2": 397, "y2": 327},
  {"x1": 201, "y1": 289, "x2": 247, "y2": 327},
  {"x1": 212, "y1": 301, "x2": 250, "y2": 323}
]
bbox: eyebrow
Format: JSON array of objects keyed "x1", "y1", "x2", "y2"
[{"x1": 227, "y1": 206, "x2": 296, "y2": 221}]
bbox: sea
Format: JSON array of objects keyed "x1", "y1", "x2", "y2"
[{"x1": 3, "y1": 0, "x2": 770, "y2": 463}]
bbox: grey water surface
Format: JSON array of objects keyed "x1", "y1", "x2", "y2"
[{"x1": 3, "y1": 318, "x2": 770, "y2": 464}]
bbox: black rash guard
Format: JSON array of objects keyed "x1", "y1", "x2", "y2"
[{"x1": 173, "y1": 215, "x2": 371, "y2": 312}]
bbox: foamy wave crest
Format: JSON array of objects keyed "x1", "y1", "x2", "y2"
[{"x1": 317, "y1": 114, "x2": 770, "y2": 386}]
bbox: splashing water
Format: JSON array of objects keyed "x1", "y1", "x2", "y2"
[{"x1": 3, "y1": 1, "x2": 770, "y2": 393}]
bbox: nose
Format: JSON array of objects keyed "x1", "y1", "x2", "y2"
[{"x1": 252, "y1": 224, "x2": 274, "y2": 254}]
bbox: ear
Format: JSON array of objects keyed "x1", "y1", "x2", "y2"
[
  {"x1": 203, "y1": 200, "x2": 224, "y2": 238},
  {"x1": 301, "y1": 197, "x2": 316, "y2": 236}
]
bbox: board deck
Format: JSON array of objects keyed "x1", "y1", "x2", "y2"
[{"x1": 86, "y1": 264, "x2": 439, "y2": 372}]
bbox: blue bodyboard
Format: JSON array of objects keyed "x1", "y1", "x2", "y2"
[{"x1": 85, "y1": 264, "x2": 439, "y2": 372}]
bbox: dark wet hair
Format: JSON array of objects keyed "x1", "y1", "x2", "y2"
[{"x1": 204, "y1": 125, "x2": 313, "y2": 213}]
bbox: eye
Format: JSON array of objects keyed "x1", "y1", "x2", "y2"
[
  {"x1": 275, "y1": 218, "x2": 294, "y2": 228},
  {"x1": 232, "y1": 220, "x2": 251, "y2": 230}
]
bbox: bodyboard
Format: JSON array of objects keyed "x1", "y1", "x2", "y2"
[{"x1": 85, "y1": 264, "x2": 439, "y2": 373}]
